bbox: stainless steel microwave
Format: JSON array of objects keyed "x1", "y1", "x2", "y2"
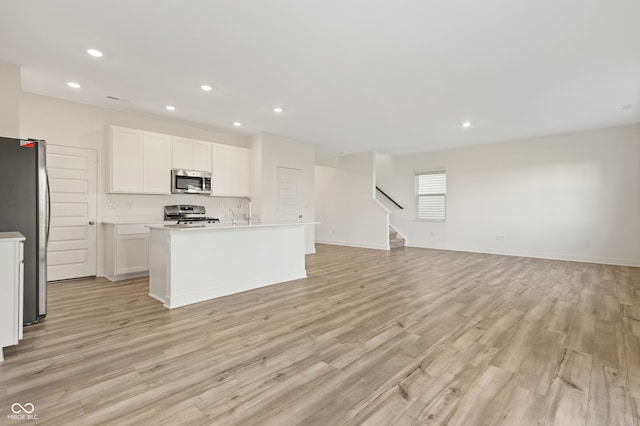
[{"x1": 171, "y1": 169, "x2": 212, "y2": 195}]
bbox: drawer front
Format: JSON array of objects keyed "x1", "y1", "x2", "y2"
[{"x1": 116, "y1": 224, "x2": 150, "y2": 235}]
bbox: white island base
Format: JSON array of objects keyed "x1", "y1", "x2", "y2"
[{"x1": 148, "y1": 223, "x2": 308, "y2": 309}]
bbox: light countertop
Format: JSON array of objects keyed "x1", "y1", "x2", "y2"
[
  {"x1": 147, "y1": 222, "x2": 318, "y2": 231},
  {"x1": 0, "y1": 232, "x2": 26, "y2": 241},
  {"x1": 102, "y1": 218, "x2": 166, "y2": 225}
]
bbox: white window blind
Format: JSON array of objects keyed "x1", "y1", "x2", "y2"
[{"x1": 416, "y1": 171, "x2": 446, "y2": 221}]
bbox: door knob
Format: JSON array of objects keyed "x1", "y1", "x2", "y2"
[{"x1": 89, "y1": 221, "x2": 95, "y2": 225}]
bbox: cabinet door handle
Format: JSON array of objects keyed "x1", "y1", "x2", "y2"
[{"x1": 89, "y1": 221, "x2": 95, "y2": 225}]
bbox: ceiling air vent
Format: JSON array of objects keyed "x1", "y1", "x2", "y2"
[{"x1": 105, "y1": 95, "x2": 131, "y2": 103}]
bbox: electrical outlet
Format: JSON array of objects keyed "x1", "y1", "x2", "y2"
[
  {"x1": 584, "y1": 240, "x2": 591, "y2": 248},
  {"x1": 496, "y1": 235, "x2": 505, "y2": 242}
]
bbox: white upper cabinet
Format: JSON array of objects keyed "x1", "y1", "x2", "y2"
[
  {"x1": 109, "y1": 126, "x2": 251, "y2": 195},
  {"x1": 109, "y1": 126, "x2": 172, "y2": 194},
  {"x1": 142, "y1": 132, "x2": 172, "y2": 194},
  {"x1": 171, "y1": 137, "x2": 192, "y2": 170},
  {"x1": 193, "y1": 141, "x2": 212, "y2": 173},
  {"x1": 172, "y1": 136, "x2": 212, "y2": 172},
  {"x1": 109, "y1": 127, "x2": 143, "y2": 193},
  {"x1": 211, "y1": 144, "x2": 251, "y2": 197}
]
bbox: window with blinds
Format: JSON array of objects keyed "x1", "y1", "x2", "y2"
[{"x1": 416, "y1": 171, "x2": 446, "y2": 221}]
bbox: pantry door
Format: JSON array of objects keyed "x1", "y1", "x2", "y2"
[
  {"x1": 46, "y1": 145, "x2": 97, "y2": 281},
  {"x1": 276, "y1": 167, "x2": 302, "y2": 222}
]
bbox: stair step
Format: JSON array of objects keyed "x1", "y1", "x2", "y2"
[
  {"x1": 389, "y1": 226, "x2": 405, "y2": 248},
  {"x1": 390, "y1": 239, "x2": 405, "y2": 249}
]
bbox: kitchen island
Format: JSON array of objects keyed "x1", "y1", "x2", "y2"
[{"x1": 147, "y1": 222, "x2": 310, "y2": 308}]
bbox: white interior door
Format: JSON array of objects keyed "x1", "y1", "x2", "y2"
[
  {"x1": 276, "y1": 167, "x2": 302, "y2": 222},
  {"x1": 47, "y1": 145, "x2": 97, "y2": 281}
]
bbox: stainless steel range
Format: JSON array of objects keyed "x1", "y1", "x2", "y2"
[{"x1": 164, "y1": 205, "x2": 220, "y2": 225}]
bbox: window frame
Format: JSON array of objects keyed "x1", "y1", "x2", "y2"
[{"x1": 415, "y1": 170, "x2": 447, "y2": 222}]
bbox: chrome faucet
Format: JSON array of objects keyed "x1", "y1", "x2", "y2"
[
  {"x1": 242, "y1": 196, "x2": 252, "y2": 225},
  {"x1": 229, "y1": 208, "x2": 236, "y2": 225}
]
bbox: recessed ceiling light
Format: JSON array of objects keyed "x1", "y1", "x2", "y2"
[
  {"x1": 273, "y1": 107, "x2": 283, "y2": 113},
  {"x1": 67, "y1": 82, "x2": 81, "y2": 88},
  {"x1": 461, "y1": 121, "x2": 472, "y2": 128},
  {"x1": 166, "y1": 105, "x2": 176, "y2": 111},
  {"x1": 87, "y1": 49, "x2": 103, "y2": 58},
  {"x1": 201, "y1": 85, "x2": 212, "y2": 92},
  {"x1": 233, "y1": 121, "x2": 242, "y2": 127}
]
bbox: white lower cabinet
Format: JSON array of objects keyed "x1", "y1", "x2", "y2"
[
  {"x1": 103, "y1": 224, "x2": 150, "y2": 281},
  {"x1": 0, "y1": 232, "x2": 25, "y2": 362}
]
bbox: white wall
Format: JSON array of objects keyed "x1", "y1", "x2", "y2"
[
  {"x1": 388, "y1": 124, "x2": 640, "y2": 266},
  {"x1": 315, "y1": 151, "x2": 340, "y2": 168},
  {"x1": 374, "y1": 153, "x2": 402, "y2": 212},
  {"x1": 19, "y1": 84, "x2": 640, "y2": 269},
  {"x1": 247, "y1": 133, "x2": 263, "y2": 219},
  {"x1": 315, "y1": 152, "x2": 390, "y2": 250},
  {"x1": 19, "y1": 93, "x2": 250, "y2": 275},
  {"x1": 250, "y1": 133, "x2": 316, "y2": 254},
  {"x1": 20, "y1": 93, "x2": 249, "y2": 220},
  {"x1": 0, "y1": 63, "x2": 21, "y2": 138}
]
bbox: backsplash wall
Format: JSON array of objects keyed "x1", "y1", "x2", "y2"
[{"x1": 102, "y1": 193, "x2": 254, "y2": 223}]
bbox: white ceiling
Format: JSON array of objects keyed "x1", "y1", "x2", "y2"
[{"x1": 1, "y1": 0, "x2": 639, "y2": 156}]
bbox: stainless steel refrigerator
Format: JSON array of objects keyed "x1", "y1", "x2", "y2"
[{"x1": 0, "y1": 137, "x2": 48, "y2": 324}]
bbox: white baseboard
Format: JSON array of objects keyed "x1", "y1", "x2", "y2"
[
  {"x1": 148, "y1": 291, "x2": 167, "y2": 305},
  {"x1": 104, "y1": 271, "x2": 149, "y2": 282},
  {"x1": 406, "y1": 241, "x2": 640, "y2": 267},
  {"x1": 315, "y1": 239, "x2": 390, "y2": 251}
]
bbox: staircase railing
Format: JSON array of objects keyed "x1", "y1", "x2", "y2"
[{"x1": 376, "y1": 187, "x2": 404, "y2": 209}]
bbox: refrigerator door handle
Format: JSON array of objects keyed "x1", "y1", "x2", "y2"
[{"x1": 46, "y1": 172, "x2": 51, "y2": 244}]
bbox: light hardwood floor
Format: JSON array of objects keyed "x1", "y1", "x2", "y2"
[{"x1": 2, "y1": 244, "x2": 640, "y2": 425}]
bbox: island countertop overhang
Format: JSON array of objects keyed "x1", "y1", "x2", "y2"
[{"x1": 147, "y1": 221, "x2": 318, "y2": 231}]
